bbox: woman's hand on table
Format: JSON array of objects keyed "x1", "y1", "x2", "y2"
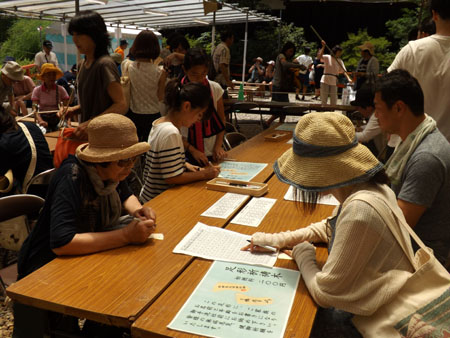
[
  {"x1": 38, "y1": 120, "x2": 48, "y2": 128},
  {"x1": 123, "y1": 217, "x2": 156, "y2": 244},
  {"x1": 133, "y1": 206, "x2": 156, "y2": 223},
  {"x1": 241, "y1": 239, "x2": 279, "y2": 253},
  {"x1": 201, "y1": 163, "x2": 220, "y2": 179}
]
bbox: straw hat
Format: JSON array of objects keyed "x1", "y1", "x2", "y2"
[
  {"x1": 37, "y1": 63, "x2": 63, "y2": 80},
  {"x1": 1, "y1": 61, "x2": 24, "y2": 82},
  {"x1": 274, "y1": 112, "x2": 383, "y2": 192},
  {"x1": 76, "y1": 114, "x2": 150, "y2": 163},
  {"x1": 359, "y1": 42, "x2": 375, "y2": 56}
]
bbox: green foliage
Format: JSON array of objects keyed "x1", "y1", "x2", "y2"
[
  {"x1": 0, "y1": 18, "x2": 52, "y2": 63},
  {"x1": 385, "y1": 7, "x2": 419, "y2": 49},
  {"x1": 0, "y1": 16, "x2": 17, "y2": 44},
  {"x1": 340, "y1": 29, "x2": 396, "y2": 73}
]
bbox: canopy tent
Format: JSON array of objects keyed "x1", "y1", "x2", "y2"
[{"x1": 0, "y1": 0, "x2": 280, "y2": 30}]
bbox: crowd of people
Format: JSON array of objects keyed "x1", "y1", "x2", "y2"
[{"x1": 1, "y1": 0, "x2": 449, "y2": 336}]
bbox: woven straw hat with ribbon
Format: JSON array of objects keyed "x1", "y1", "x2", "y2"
[
  {"x1": 76, "y1": 113, "x2": 150, "y2": 163},
  {"x1": 274, "y1": 112, "x2": 383, "y2": 192},
  {"x1": 37, "y1": 63, "x2": 64, "y2": 80}
]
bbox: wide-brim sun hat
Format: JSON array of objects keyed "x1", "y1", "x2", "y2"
[
  {"x1": 1, "y1": 61, "x2": 24, "y2": 82},
  {"x1": 76, "y1": 113, "x2": 150, "y2": 163},
  {"x1": 274, "y1": 112, "x2": 383, "y2": 192},
  {"x1": 37, "y1": 63, "x2": 64, "y2": 80},
  {"x1": 359, "y1": 41, "x2": 375, "y2": 56}
]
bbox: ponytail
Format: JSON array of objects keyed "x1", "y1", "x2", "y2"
[{"x1": 164, "y1": 79, "x2": 212, "y2": 119}]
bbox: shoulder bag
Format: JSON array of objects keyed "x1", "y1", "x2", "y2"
[{"x1": 352, "y1": 193, "x2": 450, "y2": 337}]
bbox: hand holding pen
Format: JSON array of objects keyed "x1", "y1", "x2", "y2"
[{"x1": 241, "y1": 239, "x2": 278, "y2": 253}]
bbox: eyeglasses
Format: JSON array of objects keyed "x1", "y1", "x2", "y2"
[{"x1": 117, "y1": 156, "x2": 137, "y2": 168}]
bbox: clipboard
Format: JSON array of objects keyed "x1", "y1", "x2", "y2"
[
  {"x1": 206, "y1": 178, "x2": 268, "y2": 197},
  {"x1": 264, "y1": 131, "x2": 292, "y2": 142}
]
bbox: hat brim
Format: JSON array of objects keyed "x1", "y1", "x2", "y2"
[
  {"x1": 1, "y1": 68, "x2": 24, "y2": 82},
  {"x1": 38, "y1": 68, "x2": 64, "y2": 80},
  {"x1": 76, "y1": 142, "x2": 150, "y2": 163},
  {"x1": 274, "y1": 144, "x2": 383, "y2": 192}
]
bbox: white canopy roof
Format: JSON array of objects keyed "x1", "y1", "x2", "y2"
[{"x1": 0, "y1": 0, "x2": 280, "y2": 30}]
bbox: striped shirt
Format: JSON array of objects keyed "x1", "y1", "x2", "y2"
[{"x1": 140, "y1": 120, "x2": 185, "y2": 203}]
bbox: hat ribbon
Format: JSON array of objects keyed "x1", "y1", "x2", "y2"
[{"x1": 293, "y1": 135, "x2": 358, "y2": 158}]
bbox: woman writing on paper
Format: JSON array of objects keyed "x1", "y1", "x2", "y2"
[
  {"x1": 14, "y1": 114, "x2": 156, "y2": 337},
  {"x1": 242, "y1": 112, "x2": 414, "y2": 336},
  {"x1": 139, "y1": 80, "x2": 220, "y2": 203}
]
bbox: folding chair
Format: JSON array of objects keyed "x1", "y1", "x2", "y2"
[
  {"x1": 24, "y1": 168, "x2": 56, "y2": 198},
  {"x1": 0, "y1": 194, "x2": 44, "y2": 294},
  {"x1": 223, "y1": 132, "x2": 248, "y2": 151}
]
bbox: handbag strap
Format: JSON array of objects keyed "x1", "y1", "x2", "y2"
[
  {"x1": 18, "y1": 122, "x2": 37, "y2": 192},
  {"x1": 349, "y1": 191, "x2": 420, "y2": 268}
]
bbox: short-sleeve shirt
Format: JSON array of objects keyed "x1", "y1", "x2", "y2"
[
  {"x1": 0, "y1": 122, "x2": 53, "y2": 194},
  {"x1": 140, "y1": 120, "x2": 185, "y2": 202},
  {"x1": 17, "y1": 155, "x2": 133, "y2": 279},
  {"x1": 296, "y1": 54, "x2": 313, "y2": 68},
  {"x1": 212, "y1": 42, "x2": 230, "y2": 86},
  {"x1": 32, "y1": 84, "x2": 69, "y2": 111},
  {"x1": 127, "y1": 60, "x2": 161, "y2": 115},
  {"x1": 34, "y1": 51, "x2": 59, "y2": 70},
  {"x1": 321, "y1": 54, "x2": 346, "y2": 86},
  {"x1": 391, "y1": 129, "x2": 450, "y2": 265},
  {"x1": 13, "y1": 76, "x2": 35, "y2": 96},
  {"x1": 77, "y1": 55, "x2": 120, "y2": 122}
]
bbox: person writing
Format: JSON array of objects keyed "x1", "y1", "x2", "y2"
[
  {"x1": 13, "y1": 113, "x2": 156, "y2": 337},
  {"x1": 139, "y1": 80, "x2": 220, "y2": 203},
  {"x1": 62, "y1": 10, "x2": 127, "y2": 139},
  {"x1": 243, "y1": 112, "x2": 414, "y2": 335}
]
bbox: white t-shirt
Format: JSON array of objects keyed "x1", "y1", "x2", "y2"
[
  {"x1": 296, "y1": 54, "x2": 313, "y2": 68},
  {"x1": 126, "y1": 60, "x2": 161, "y2": 115},
  {"x1": 34, "y1": 51, "x2": 58, "y2": 70},
  {"x1": 388, "y1": 34, "x2": 450, "y2": 142},
  {"x1": 321, "y1": 54, "x2": 346, "y2": 86},
  {"x1": 140, "y1": 120, "x2": 185, "y2": 202},
  {"x1": 181, "y1": 79, "x2": 224, "y2": 156}
]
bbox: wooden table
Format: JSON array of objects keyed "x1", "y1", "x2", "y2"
[
  {"x1": 6, "y1": 126, "x2": 291, "y2": 328},
  {"x1": 45, "y1": 135, "x2": 58, "y2": 153},
  {"x1": 224, "y1": 98, "x2": 356, "y2": 114},
  {"x1": 7, "y1": 125, "x2": 330, "y2": 337},
  {"x1": 131, "y1": 175, "x2": 334, "y2": 337}
]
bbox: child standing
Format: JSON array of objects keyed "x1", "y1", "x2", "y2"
[
  {"x1": 181, "y1": 48, "x2": 227, "y2": 166},
  {"x1": 139, "y1": 80, "x2": 220, "y2": 203}
]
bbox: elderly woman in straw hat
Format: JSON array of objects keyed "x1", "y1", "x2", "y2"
[
  {"x1": 14, "y1": 113, "x2": 156, "y2": 338},
  {"x1": 32, "y1": 62, "x2": 70, "y2": 132},
  {"x1": 243, "y1": 112, "x2": 415, "y2": 335}
]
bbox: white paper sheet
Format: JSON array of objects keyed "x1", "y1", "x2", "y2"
[
  {"x1": 173, "y1": 222, "x2": 278, "y2": 267},
  {"x1": 201, "y1": 193, "x2": 249, "y2": 219},
  {"x1": 231, "y1": 197, "x2": 277, "y2": 227},
  {"x1": 284, "y1": 186, "x2": 340, "y2": 206}
]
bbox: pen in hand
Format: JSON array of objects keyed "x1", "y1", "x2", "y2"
[{"x1": 246, "y1": 240, "x2": 278, "y2": 253}]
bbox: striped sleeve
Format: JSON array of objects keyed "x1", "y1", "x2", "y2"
[{"x1": 140, "y1": 129, "x2": 185, "y2": 202}]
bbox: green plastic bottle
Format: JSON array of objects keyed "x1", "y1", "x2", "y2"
[{"x1": 238, "y1": 83, "x2": 245, "y2": 101}]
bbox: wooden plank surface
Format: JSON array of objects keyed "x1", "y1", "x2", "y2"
[
  {"x1": 45, "y1": 136, "x2": 57, "y2": 153},
  {"x1": 132, "y1": 175, "x2": 334, "y2": 337},
  {"x1": 6, "y1": 125, "x2": 291, "y2": 328}
]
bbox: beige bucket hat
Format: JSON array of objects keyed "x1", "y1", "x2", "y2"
[
  {"x1": 274, "y1": 112, "x2": 383, "y2": 192},
  {"x1": 1, "y1": 61, "x2": 24, "y2": 82},
  {"x1": 76, "y1": 114, "x2": 150, "y2": 163}
]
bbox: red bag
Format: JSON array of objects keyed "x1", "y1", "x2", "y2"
[{"x1": 53, "y1": 127, "x2": 86, "y2": 168}]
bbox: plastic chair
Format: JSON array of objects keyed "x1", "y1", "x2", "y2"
[
  {"x1": 0, "y1": 194, "x2": 45, "y2": 294},
  {"x1": 229, "y1": 102, "x2": 260, "y2": 130},
  {"x1": 223, "y1": 132, "x2": 248, "y2": 151}
]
